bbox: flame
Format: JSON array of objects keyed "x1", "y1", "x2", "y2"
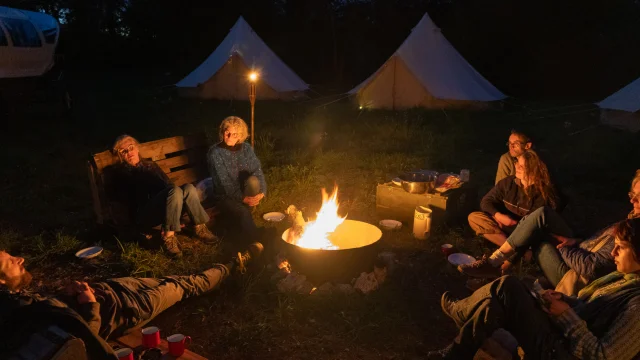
[{"x1": 295, "y1": 186, "x2": 345, "y2": 250}]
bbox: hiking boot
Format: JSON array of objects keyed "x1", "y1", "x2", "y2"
[
  {"x1": 457, "y1": 255, "x2": 501, "y2": 278},
  {"x1": 441, "y1": 292, "x2": 459, "y2": 321},
  {"x1": 235, "y1": 242, "x2": 264, "y2": 274},
  {"x1": 194, "y1": 224, "x2": 219, "y2": 244},
  {"x1": 163, "y1": 234, "x2": 182, "y2": 258}
]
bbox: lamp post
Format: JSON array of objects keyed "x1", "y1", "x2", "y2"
[{"x1": 248, "y1": 71, "x2": 258, "y2": 147}]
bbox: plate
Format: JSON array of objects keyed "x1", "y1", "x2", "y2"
[
  {"x1": 391, "y1": 177, "x2": 402, "y2": 186},
  {"x1": 75, "y1": 246, "x2": 103, "y2": 260},
  {"x1": 379, "y1": 219, "x2": 402, "y2": 231},
  {"x1": 447, "y1": 253, "x2": 476, "y2": 266},
  {"x1": 263, "y1": 212, "x2": 286, "y2": 222}
]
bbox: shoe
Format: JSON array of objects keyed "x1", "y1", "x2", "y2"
[
  {"x1": 457, "y1": 255, "x2": 501, "y2": 278},
  {"x1": 235, "y1": 242, "x2": 264, "y2": 273},
  {"x1": 440, "y1": 292, "x2": 462, "y2": 326},
  {"x1": 194, "y1": 224, "x2": 219, "y2": 244},
  {"x1": 163, "y1": 234, "x2": 182, "y2": 258}
]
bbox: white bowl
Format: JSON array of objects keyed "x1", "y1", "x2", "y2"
[
  {"x1": 263, "y1": 212, "x2": 285, "y2": 222},
  {"x1": 447, "y1": 253, "x2": 476, "y2": 266},
  {"x1": 379, "y1": 219, "x2": 402, "y2": 231},
  {"x1": 75, "y1": 246, "x2": 103, "y2": 260}
]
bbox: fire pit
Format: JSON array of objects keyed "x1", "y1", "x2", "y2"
[{"x1": 280, "y1": 187, "x2": 383, "y2": 283}]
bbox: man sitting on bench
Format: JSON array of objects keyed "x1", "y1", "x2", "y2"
[
  {"x1": 428, "y1": 219, "x2": 640, "y2": 360},
  {"x1": 0, "y1": 242, "x2": 263, "y2": 359},
  {"x1": 106, "y1": 134, "x2": 217, "y2": 257}
]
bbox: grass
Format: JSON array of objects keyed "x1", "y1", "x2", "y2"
[{"x1": 2, "y1": 70, "x2": 640, "y2": 358}]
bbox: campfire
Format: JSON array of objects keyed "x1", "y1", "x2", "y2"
[
  {"x1": 280, "y1": 185, "x2": 383, "y2": 283},
  {"x1": 287, "y1": 186, "x2": 345, "y2": 250}
]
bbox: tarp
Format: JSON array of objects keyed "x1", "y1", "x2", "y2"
[
  {"x1": 349, "y1": 12, "x2": 505, "y2": 109},
  {"x1": 177, "y1": 16, "x2": 308, "y2": 95},
  {"x1": 597, "y1": 77, "x2": 640, "y2": 113}
]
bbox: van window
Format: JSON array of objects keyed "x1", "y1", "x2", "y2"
[
  {"x1": 2, "y1": 18, "x2": 41, "y2": 47},
  {"x1": 0, "y1": 23, "x2": 7, "y2": 46}
]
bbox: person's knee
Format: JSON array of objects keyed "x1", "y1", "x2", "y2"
[
  {"x1": 167, "y1": 185, "x2": 184, "y2": 202},
  {"x1": 468, "y1": 211, "x2": 491, "y2": 235},
  {"x1": 182, "y1": 183, "x2": 197, "y2": 197}
]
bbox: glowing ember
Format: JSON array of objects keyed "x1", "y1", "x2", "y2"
[{"x1": 295, "y1": 186, "x2": 345, "y2": 250}]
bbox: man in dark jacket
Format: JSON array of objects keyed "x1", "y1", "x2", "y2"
[
  {"x1": 106, "y1": 134, "x2": 217, "y2": 257},
  {"x1": 0, "y1": 242, "x2": 263, "y2": 359}
]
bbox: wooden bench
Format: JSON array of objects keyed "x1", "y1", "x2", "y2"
[{"x1": 87, "y1": 134, "x2": 212, "y2": 227}]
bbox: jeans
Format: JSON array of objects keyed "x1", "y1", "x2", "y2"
[
  {"x1": 447, "y1": 276, "x2": 572, "y2": 359},
  {"x1": 217, "y1": 176, "x2": 261, "y2": 241},
  {"x1": 505, "y1": 206, "x2": 573, "y2": 286},
  {"x1": 93, "y1": 264, "x2": 229, "y2": 340},
  {"x1": 137, "y1": 184, "x2": 210, "y2": 232}
]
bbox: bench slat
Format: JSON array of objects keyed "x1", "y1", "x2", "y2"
[
  {"x1": 168, "y1": 167, "x2": 207, "y2": 186},
  {"x1": 155, "y1": 150, "x2": 208, "y2": 173}
]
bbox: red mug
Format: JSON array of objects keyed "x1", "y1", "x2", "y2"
[
  {"x1": 114, "y1": 348, "x2": 134, "y2": 360},
  {"x1": 441, "y1": 243, "x2": 454, "y2": 257},
  {"x1": 167, "y1": 334, "x2": 192, "y2": 357},
  {"x1": 141, "y1": 326, "x2": 161, "y2": 348}
]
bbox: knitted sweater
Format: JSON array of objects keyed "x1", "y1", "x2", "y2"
[
  {"x1": 555, "y1": 271, "x2": 640, "y2": 360},
  {"x1": 207, "y1": 142, "x2": 267, "y2": 203}
]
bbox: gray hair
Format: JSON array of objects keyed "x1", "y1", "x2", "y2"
[{"x1": 218, "y1": 116, "x2": 249, "y2": 143}]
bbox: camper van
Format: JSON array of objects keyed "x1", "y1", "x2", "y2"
[{"x1": 0, "y1": 6, "x2": 59, "y2": 79}]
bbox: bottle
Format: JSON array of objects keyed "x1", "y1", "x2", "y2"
[{"x1": 460, "y1": 169, "x2": 470, "y2": 182}]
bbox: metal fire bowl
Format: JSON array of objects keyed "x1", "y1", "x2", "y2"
[{"x1": 280, "y1": 220, "x2": 383, "y2": 284}]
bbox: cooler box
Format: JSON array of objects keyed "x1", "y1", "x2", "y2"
[{"x1": 375, "y1": 182, "x2": 477, "y2": 228}]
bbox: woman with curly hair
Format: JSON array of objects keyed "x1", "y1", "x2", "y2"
[
  {"x1": 468, "y1": 149, "x2": 559, "y2": 247},
  {"x1": 207, "y1": 116, "x2": 267, "y2": 241}
]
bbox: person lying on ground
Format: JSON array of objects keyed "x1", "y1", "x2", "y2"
[
  {"x1": 207, "y1": 116, "x2": 267, "y2": 241},
  {"x1": 460, "y1": 170, "x2": 640, "y2": 288},
  {"x1": 106, "y1": 134, "x2": 217, "y2": 258},
  {"x1": 495, "y1": 129, "x2": 532, "y2": 184},
  {"x1": 0, "y1": 242, "x2": 263, "y2": 360},
  {"x1": 428, "y1": 218, "x2": 640, "y2": 360},
  {"x1": 469, "y1": 149, "x2": 559, "y2": 247}
]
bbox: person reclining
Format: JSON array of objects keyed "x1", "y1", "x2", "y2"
[
  {"x1": 428, "y1": 218, "x2": 640, "y2": 360},
  {"x1": 495, "y1": 130, "x2": 532, "y2": 184},
  {"x1": 0, "y1": 242, "x2": 263, "y2": 359},
  {"x1": 469, "y1": 149, "x2": 559, "y2": 247},
  {"x1": 460, "y1": 170, "x2": 640, "y2": 288},
  {"x1": 207, "y1": 117, "x2": 267, "y2": 241},
  {"x1": 106, "y1": 134, "x2": 217, "y2": 257}
]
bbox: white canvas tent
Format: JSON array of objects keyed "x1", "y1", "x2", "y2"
[
  {"x1": 349, "y1": 13, "x2": 505, "y2": 110},
  {"x1": 0, "y1": 6, "x2": 60, "y2": 79},
  {"x1": 597, "y1": 77, "x2": 640, "y2": 132},
  {"x1": 177, "y1": 16, "x2": 308, "y2": 100}
]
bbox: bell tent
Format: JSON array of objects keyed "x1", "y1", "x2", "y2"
[
  {"x1": 349, "y1": 13, "x2": 505, "y2": 110},
  {"x1": 597, "y1": 77, "x2": 640, "y2": 132},
  {"x1": 177, "y1": 16, "x2": 308, "y2": 100}
]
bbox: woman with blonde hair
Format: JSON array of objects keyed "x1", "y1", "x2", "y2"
[{"x1": 207, "y1": 116, "x2": 267, "y2": 240}]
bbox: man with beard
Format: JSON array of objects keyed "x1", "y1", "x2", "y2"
[{"x1": 0, "y1": 242, "x2": 263, "y2": 359}]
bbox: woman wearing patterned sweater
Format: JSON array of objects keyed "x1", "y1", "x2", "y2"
[
  {"x1": 428, "y1": 218, "x2": 640, "y2": 360},
  {"x1": 207, "y1": 116, "x2": 267, "y2": 240}
]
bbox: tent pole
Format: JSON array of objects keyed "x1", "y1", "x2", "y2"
[{"x1": 392, "y1": 57, "x2": 397, "y2": 111}]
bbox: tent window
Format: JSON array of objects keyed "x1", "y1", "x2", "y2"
[
  {"x1": 42, "y1": 28, "x2": 57, "y2": 44},
  {"x1": 0, "y1": 22, "x2": 7, "y2": 46},
  {"x1": 2, "y1": 18, "x2": 41, "y2": 47}
]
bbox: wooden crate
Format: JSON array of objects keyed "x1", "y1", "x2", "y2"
[
  {"x1": 375, "y1": 182, "x2": 477, "y2": 227},
  {"x1": 87, "y1": 134, "x2": 210, "y2": 226}
]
